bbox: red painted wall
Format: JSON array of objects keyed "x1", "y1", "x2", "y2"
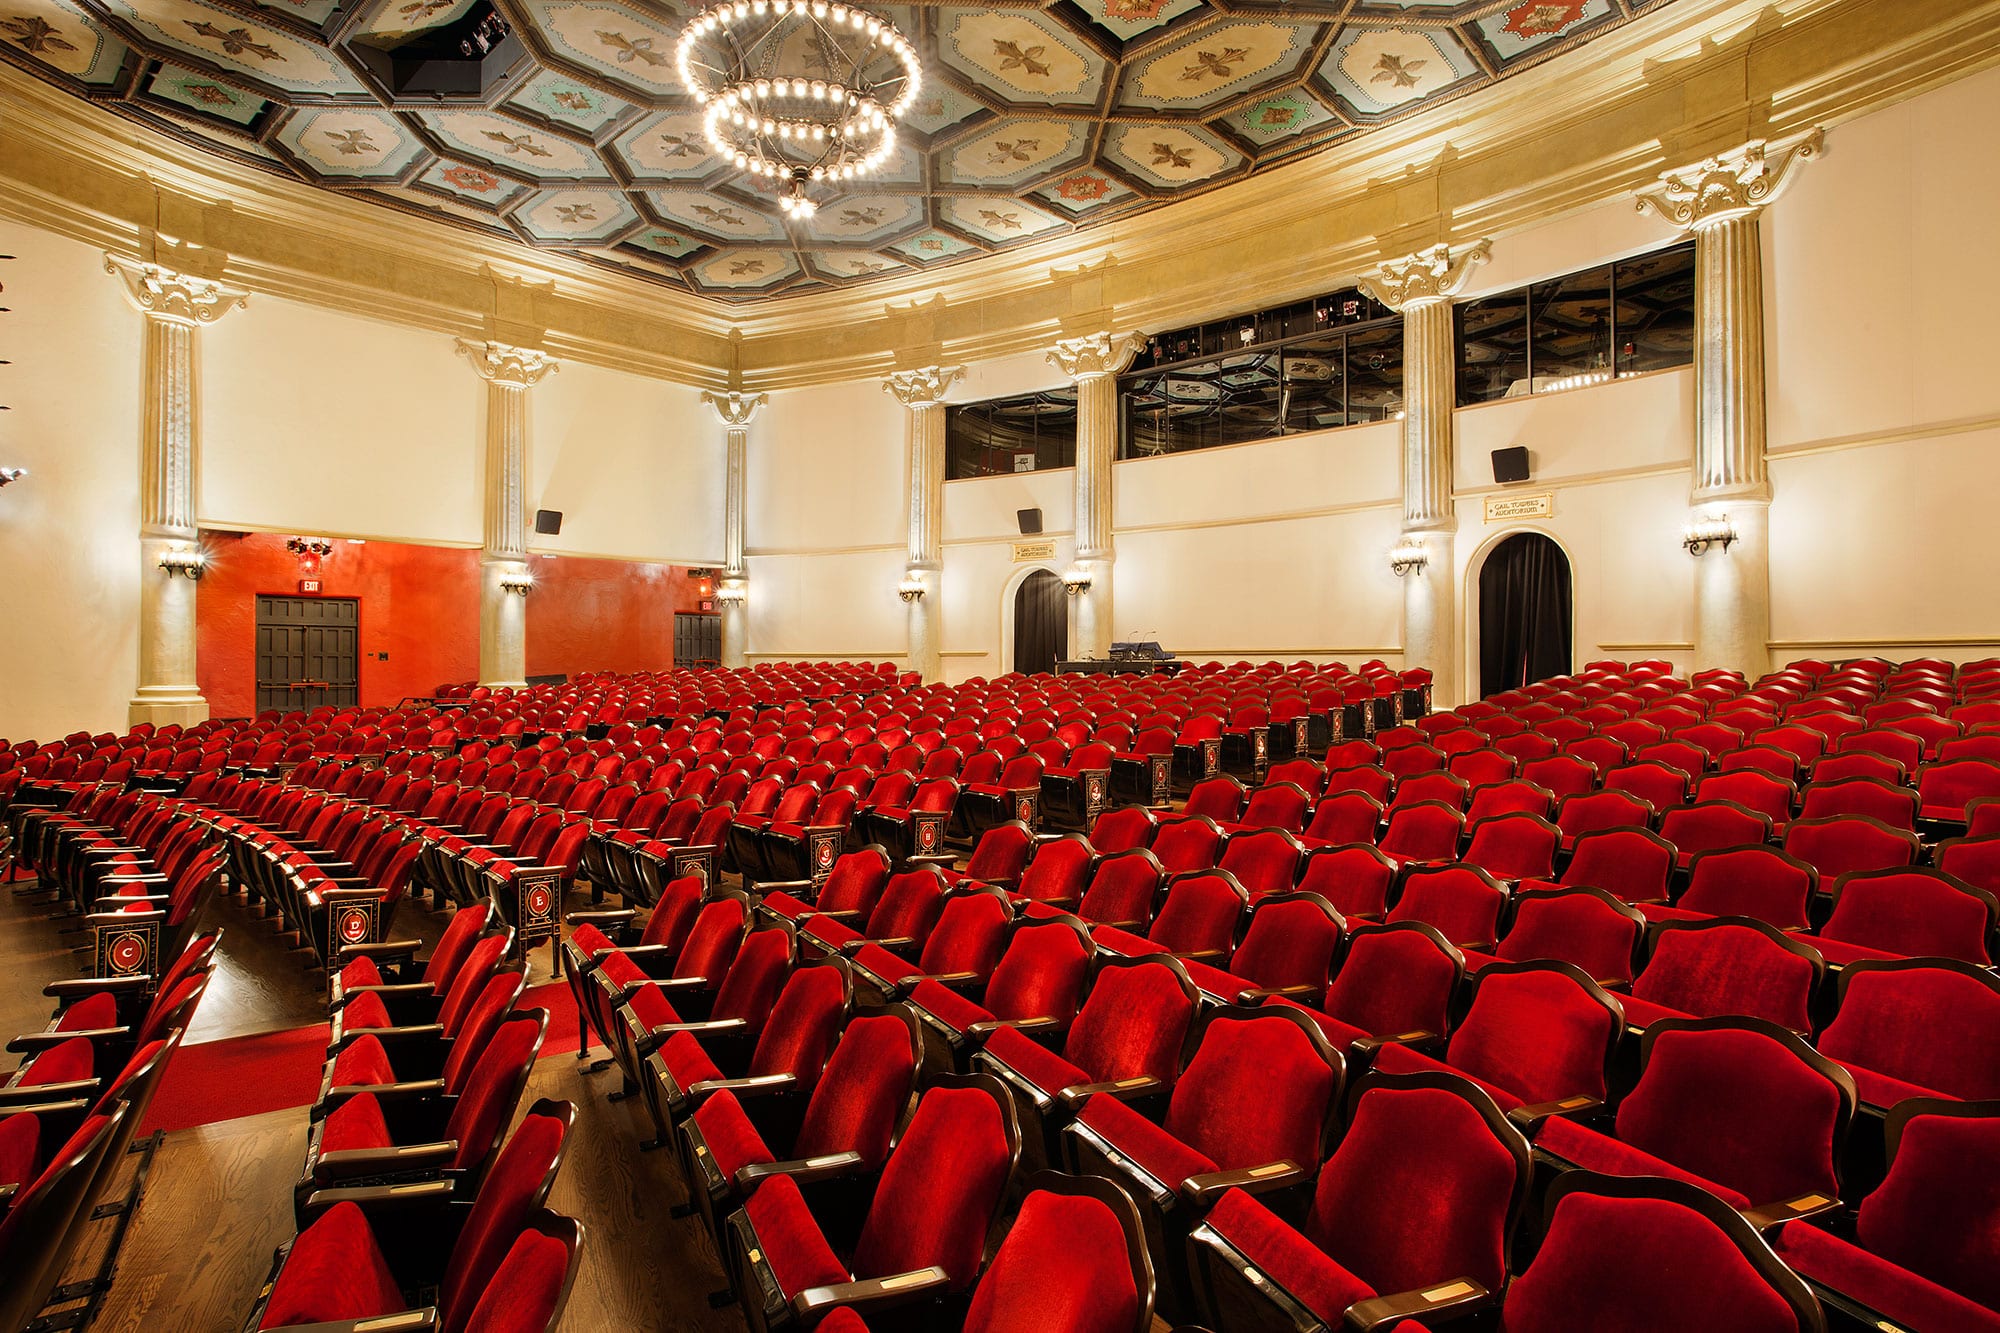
[
  {"x1": 196, "y1": 532, "x2": 716, "y2": 716},
  {"x1": 196, "y1": 532, "x2": 481, "y2": 718},
  {"x1": 526, "y1": 554, "x2": 709, "y2": 678}
]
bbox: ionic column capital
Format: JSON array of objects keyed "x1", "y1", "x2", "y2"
[
  {"x1": 883, "y1": 365, "x2": 964, "y2": 407},
  {"x1": 1047, "y1": 331, "x2": 1148, "y2": 382},
  {"x1": 457, "y1": 338, "x2": 559, "y2": 388},
  {"x1": 105, "y1": 254, "x2": 247, "y2": 325},
  {"x1": 1635, "y1": 130, "x2": 1824, "y2": 232},
  {"x1": 1358, "y1": 239, "x2": 1492, "y2": 313},
  {"x1": 701, "y1": 389, "x2": 768, "y2": 427}
]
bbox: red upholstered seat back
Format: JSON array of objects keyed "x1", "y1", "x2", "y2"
[
  {"x1": 916, "y1": 891, "x2": 1012, "y2": 978},
  {"x1": 984, "y1": 922, "x2": 1092, "y2": 1025},
  {"x1": 1497, "y1": 889, "x2": 1643, "y2": 987},
  {"x1": 1819, "y1": 964, "x2": 2000, "y2": 1101},
  {"x1": 794, "y1": 1014, "x2": 918, "y2": 1167},
  {"x1": 1165, "y1": 1014, "x2": 1336, "y2": 1172},
  {"x1": 1855, "y1": 1106, "x2": 2000, "y2": 1312},
  {"x1": 711, "y1": 928, "x2": 792, "y2": 1029},
  {"x1": 1388, "y1": 865, "x2": 1506, "y2": 950},
  {"x1": 963, "y1": 824, "x2": 1034, "y2": 882},
  {"x1": 865, "y1": 870, "x2": 946, "y2": 941},
  {"x1": 1218, "y1": 830, "x2": 1303, "y2": 901},
  {"x1": 1617, "y1": 1022, "x2": 1847, "y2": 1207},
  {"x1": 442, "y1": 972, "x2": 528, "y2": 1092},
  {"x1": 1783, "y1": 815, "x2": 1918, "y2": 880},
  {"x1": 1822, "y1": 868, "x2": 1996, "y2": 966},
  {"x1": 675, "y1": 899, "x2": 746, "y2": 983},
  {"x1": 1305, "y1": 1081, "x2": 1518, "y2": 1300},
  {"x1": 1296, "y1": 845, "x2": 1394, "y2": 920},
  {"x1": 1088, "y1": 807, "x2": 1157, "y2": 855},
  {"x1": 1679, "y1": 846, "x2": 1817, "y2": 931},
  {"x1": 1560, "y1": 828, "x2": 1673, "y2": 904},
  {"x1": 640, "y1": 877, "x2": 704, "y2": 949},
  {"x1": 437, "y1": 935, "x2": 511, "y2": 1037},
  {"x1": 962, "y1": 1189, "x2": 1140, "y2": 1333},
  {"x1": 1233, "y1": 895, "x2": 1342, "y2": 995},
  {"x1": 1149, "y1": 871, "x2": 1247, "y2": 960},
  {"x1": 439, "y1": 1109, "x2": 568, "y2": 1333},
  {"x1": 1077, "y1": 851, "x2": 1164, "y2": 927},
  {"x1": 1447, "y1": 965, "x2": 1617, "y2": 1106},
  {"x1": 1378, "y1": 802, "x2": 1463, "y2": 863},
  {"x1": 1632, "y1": 922, "x2": 1819, "y2": 1034},
  {"x1": 1324, "y1": 925, "x2": 1459, "y2": 1039},
  {"x1": 749, "y1": 963, "x2": 846, "y2": 1085},
  {"x1": 850, "y1": 1086, "x2": 1013, "y2": 1289},
  {"x1": 1150, "y1": 818, "x2": 1223, "y2": 875},
  {"x1": 1063, "y1": 959, "x2": 1196, "y2": 1087},
  {"x1": 1020, "y1": 838, "x2": 1094, "y2": 904},
  {"x1": 444, "y1": 1017, "x2": 541, "y2": 1173}
]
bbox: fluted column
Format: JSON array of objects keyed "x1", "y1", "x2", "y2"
[
  {"x1": 1048, "y1": 332, "x2": 1146, "y2": 659},
  {"x1": 459, "y1": 340, "x2": 557, "y2": 687},
  {"x1": 702, "y1": 390, "x2": 766, "y2": 668},
  {"x1": 106, "y1": 255, "x2": 247, "y2": 727},
  {"x1": 1360, "y1": 240, "x2": 1491, "y2": 707},
  {"x1": 1639, "y1": 131, "x2": 1821, "y2": 678},
  {"x1": 885, "y1": 366, "x2": 964, "y2": 683}
]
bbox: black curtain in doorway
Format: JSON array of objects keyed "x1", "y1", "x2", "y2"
[
  {"x1": 1013, "y1": 570, "x2": 1069, "y2": 675},
  {"x1": 1479, "y1": 533, "x2": 1573, "y2": 698}
]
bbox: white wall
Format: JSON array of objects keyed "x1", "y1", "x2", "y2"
[{"x1": 0, "y1": 221, "x2": 142, "y2": 739}]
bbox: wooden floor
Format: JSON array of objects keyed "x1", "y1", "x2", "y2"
[{"x1": 2, "y1": 878, "x2": 748, "y2": 1333}]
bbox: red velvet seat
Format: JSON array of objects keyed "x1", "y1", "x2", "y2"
[
  {"x1": 1641, "y1": 845, "x2": 1818, "y2": 931},
  {"x1": 757, "y1": 847, "x2": 890, "y2": 931},
  {"x1": 1624, "y1": 918, "x2": 1824, "y2": 1037},
  {"x1": 1087, "y1": 806, "x2": 1159, "y2": 857},
  {"x1": 1917, "y1": 759, "x2": 2000, "y2": 830},
  {"x1": 1533, "y1": 1016, "x2": 1854, "y2": 1221},
  {"x1": 1074, "y1": 849, "x2": 1165, "y2": 931},
  {"x1": 330, "y1": 931, "x2": 512, "y2": 1049},
  {"x1": 1217, "y1": 828, "x2": 1305, "y2": 901},
  {"x1": 1554, "y1": 790, "x2": 1655, "y2": 851},
  {"x1": 907, "y1": 918, "x2": 1093, "y2": 1069},
  {"x1": 846, "y1": 884, "x2": 1013, "y2": 999},
  {"x1": 1770, "y1": 1098, "x2": 2000, "y2": 1332},
  {"x1": 1012, "y1": 835, "x2": 1095, "y2": 912},
  {"x1": 1294, "y1": 843, "x2": 1396, "y2": 921},
  {"x1": 1177, "y1": 891, "x2": 1343, "y2": 1007},
  {"x1": 1497, "y1": 1173, "x2": 1825, "y2": 1331},
  {"x1": 1551, "y1": 826, "x2": 1675, "y2": 905},
  {"x1": 1388, "y1": 771, "x2": 1469, "y2": 812},
  {"x1": 1266, "y1": 921, "x2": 1462, "y2": 1056},
  {"x1": 1520, "y1": 754, "x2": 1597, "y2": 800},
  {"x1": 1798, "y1": 775, "x2": 1917, "y2": 831},
  {"x1": 1460, "y1": 811, "x2": 1559, "y2": 882},
  {"x1": 0, "y1": 1105, "x2": 131, "y2": 1332},
  {"x1": 332, "y1": 901, "x2": 490, "y2": 1007},
  {"x1": 1181, "y1": 775, "x2": 1248, "y2": 824},
  {"x1": 319, "y1": 968, "x2": 525, "y2": 1116},
  {"x1": 728, "y1": 1077, "x2": 1020, "y2": 1333},
  {"x1": 799, "y1": 868, "x2": 946, "y2": 960},
  {"x1": 1094, "y1": 868, "x2": 1248, "y2": 966},
  {"x1": 1230, "y1": 781, "x2": 1312, "y2": 834},
  {"x1": 1323, "y1": 764, "x2": 1394, "y2": 804},
  {"x1": 1301, "y1": 791, "x2": 1384, "y2": 848},
  {"x1": 1938, "y1": 833, "x2": 2000, "y2": 899},
  {"x1": 1378, "y1": 802, "x2": 1463, "y2": 866},
  {"x1": 1602, "y1": 760, "x2": 1691, "y2": 813},
  {"x1": 1783, "y1": 815, "x2": 1919, "y2": 882},
  {"x1": 1148, "y1": 814, "x2": 1224, "y2": 875},
  {"x1": 1387, "y1": 864, "x2": 1509, "y2": 951},
  {"x1": 1185, "y1": 1071, "x2": 1530, "y2": 1333},
  {"x1": 1473, "y1": 884, "x2": 1645, "y2": 987},
  {"x1": 1657, "y1": 800, "x2": 1773, "y2": 870},
  {"x1": 1816, "y1": 959, "x2": 2000, "y2": 1110},
  {"x1": 955, "y1": 1173, "x2": 1155, "y2": 1333},
  {"x1": 1815, "y1": 867, "x2": 1997, "y2": 966},
  {"x1": 1464, "y1": 779, "x2": 1554, "y2": 826},
  {"x1": 631, "y1": 927, "x2": 803, "y2": 1139}
]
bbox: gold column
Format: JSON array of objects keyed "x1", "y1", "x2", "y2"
[{"x1": 458, "y1": 339, "x2": 557, "y2": 687}]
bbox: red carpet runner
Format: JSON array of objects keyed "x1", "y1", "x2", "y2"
[{"x1": 141, "y1": 979, "x2": 581, "y2": 1134}]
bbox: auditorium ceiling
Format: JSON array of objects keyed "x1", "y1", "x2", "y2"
[{"x1": 2, "y1": 0, "x2": 1678, "y2": 300}]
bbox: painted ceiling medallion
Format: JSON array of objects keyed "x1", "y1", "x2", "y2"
[{"x1": 674, "y1": 0, "x2": 920, "y2": 218}]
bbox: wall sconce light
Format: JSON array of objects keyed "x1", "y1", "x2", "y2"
[
  {"x1": 1061, "y1": 565, "x2": 1092, "y2": 597},
  {"x1": 714, "y1": 584, "x2": 747, "y2": 606},
  {"x1": 1389, "y1": 538, "x2": 1429, "y2": 578},
  {"x1": 1683, "y1": 514, "x2": 1738, "y2": 556},
  {"x1": 0, "y1": 467, "x2": 25, "y2": 487},
  {"x1": 498, "y1": 570, "x2": 535, "y2": 595},
  {"x1": 285, "y1": 536, "x2": 334, "y2": 558},
  {"x1": 897, "y1": 575, "x2": 926, "y2": 603},
  {"x1": 157, "y1": 545, "x2": 206, "y2": 579}
]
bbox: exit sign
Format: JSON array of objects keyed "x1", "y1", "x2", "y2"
[{"x1": 299, "y1": 578, "x2": 322, "y2": 594}]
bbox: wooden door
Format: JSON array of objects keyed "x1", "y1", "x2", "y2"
[
  {"x1": 256, "y1": 596, "x2": 360, "y2": 714},
  {"x1": 675, "y1": 612, "x2": 721, "y2": 667}
]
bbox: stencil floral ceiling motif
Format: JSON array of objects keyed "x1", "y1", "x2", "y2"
[{"x1": 0, "y1": 0, "x2": 1681, "y2": 300}]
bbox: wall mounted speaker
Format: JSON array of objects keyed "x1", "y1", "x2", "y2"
[
  {"x1": 534, "y1": 509, "x2": 564, "y2": 535},
  {"x1": 1017, "y1": 508, "x2": 1043, "y2": 535},
  {"x1": 1491, "y1": 447, "x2": 1531, "y2": 485}
]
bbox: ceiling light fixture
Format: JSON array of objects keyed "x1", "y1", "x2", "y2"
[{"x1": 675, "y1": 0, "x2": 920, "y2": 218}]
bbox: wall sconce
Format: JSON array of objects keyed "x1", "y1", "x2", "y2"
[
  {"x1": 157, "y1": 545, "x2": 206, "y2": 579},
  {"x1": 0, "y1": 467, "x2": 25, "y2": 487},
  {"x1": 897, "y1": 575, "x2": 926, "y2": 603},
  {"x1": 1061, "y1": 565, "x2": 1092, "y2": 597},
  {"x1": 714, "y1": 584, "x2": 747, "y2": 606},
  {"x1": 1389, "y1": 538, "x2": 1429, "y2": 578},
  {"x1": 1683, "y1": 514, "x2": 1738, "y2": 556},
  {"x1": 498, "y1": 570, "x2": 535, "y2": 595},
  {"x1": 285, "y1": 536, "x2": 334, "y2": 558}
]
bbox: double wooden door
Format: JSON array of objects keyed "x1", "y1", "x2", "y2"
[{"x1": 255, "y1": 596, "x2": 360, "y2": 714}]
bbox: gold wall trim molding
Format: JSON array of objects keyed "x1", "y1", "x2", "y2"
[
  {"x1": 1595, "y1": 642, "x2": 1697, "y2": 653},
  {"x1": 0, "y1": 0, "x2": 1994, "y2": 390},
  {"x1": 1767, "y1": 412, "x2": 2000, "y2": 460}
]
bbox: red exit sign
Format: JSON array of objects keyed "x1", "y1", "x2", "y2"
[{"x1": 299, "y1": 578, "x2": 322, "y2": 594}]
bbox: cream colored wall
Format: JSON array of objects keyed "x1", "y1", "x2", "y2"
[{"x1": 0, "y1": 221, "x2": 142, "y2": 740}]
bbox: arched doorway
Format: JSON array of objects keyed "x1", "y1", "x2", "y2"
[
  {"x1": 1478, "y1": 532, "x2": 1573, "y2": 698},
  {"x1": 1012, "y1": 569, "x2": 1068, "y2": 674}
]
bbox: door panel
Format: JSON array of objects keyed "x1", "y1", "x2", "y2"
[{"x1": 256, "y1": 596, "x2": 360, "y2": 714}]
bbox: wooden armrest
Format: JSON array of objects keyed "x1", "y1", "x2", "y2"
[
  {"x1": 684, "y1": 1073, "x2": 795, "y2": 1106},
  {"x1": 1343, "y1": 1278, "x2": 1494, "y2": 1331},
  {"x1": 789, "y1": 1267, "x2": 950, "y2": 1322},
  {"x1": 298, "y1": 1177, "x2": 456, "y2": 1221},
  {"x1": 1742, "y1": 1192, "x2": 1842, "y2": 1230},
  {"x1": 1056, "y1": 1076, "x2": 1162, "y2": 1112},
  {"x1": 1350, "y1": 1029, "x2": 1436, "y2": 1055},
  {"x1": 1505, "y1": 1095, "x2": 1603, "y2": 1134},
  {"x1": 42, "y1": 976, "x2": 149, "y2": 999},
  {"x1": 257, "y1": 1310, "x2": 438, "y2": 1333},
  {"x1": 1179, "y1": 1161, "x2": 1305, "y2": 1208},
  {"x1": 337, "y1": 940, "x2": 422, "y2": 963},
  {"x1": 962, "y1": 1015, "x2": 1058, "y2": 1041},
  {"x1": 564, "y1": 909, "x2": 635, "y2": 928},
  {"x1": 9, "y1": 1026, "x2": 128, "y2": 1053},
  {"x1": 734, "y1": 1150, "x2": 865, "y2": 1192},
  {"x1": 312, "y1": 1140, "x2": 459, "y2": 1180}
]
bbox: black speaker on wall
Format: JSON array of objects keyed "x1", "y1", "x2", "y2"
[
  {"x1": 534, "y1": 509, "x2": 564, "y2": 535},
  {"x1": 1017, "y1": 508, "x2": 1043, "y2": 535},
  {"x1": 1491, "y1": 447, "x2": 1532, "y2": 485}
]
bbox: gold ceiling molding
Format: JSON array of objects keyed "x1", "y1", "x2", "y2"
[{"x1": 0, "y1": 0, "x2": 1995, "y2": 392}]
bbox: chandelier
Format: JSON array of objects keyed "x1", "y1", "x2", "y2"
[{"x1": 675, "y1": 0, "x2": 920, "y2": 218}]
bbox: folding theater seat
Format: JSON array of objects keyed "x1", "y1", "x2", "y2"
[
  {"x1": 1808, "y1": 749, "x2": 1906, "y2": 785},
  {"x1": 842, "y1": 883, "x2": 1012, "y2": 1002},
  {"x1": 1323, "y1": 762, "x2": 1394, "y2": 803},
  {"x1": 1369, "y1": 961, "x2": 1622, "y2": 1122},
  {"x1": 956, "y1": 754, "x2": 1047, "y2": 841},
  {"x1": 1494, "y1": 1172, "x2": 1826, "y2": 1332},
  {"x1": 756, "y1": 845, "x2": 892, "y2": 932},
  {"x1": 1602, "y1": 759, "x2": 1692, "y2": 813},
  {"x1": 1813, "y1": 867, "x2": 1997, "y2": 966},
  {"x1": 1769, "y1": 1097, "x2": 2000, "y2": 1332},
  {"x1": 1184, "y1": 1070, "x2": 1530, "y2": 1333},
  {"x1": 1061, "y1": 1004, "x2": 1344, "y2": 1309},
  {"x1": 251, "y1": 1100, "x2": 580, "y2": 1333},
  {"x1": 1301, "y1": 790, "x2": 1383, "y2": 847},
  {"x1": 1091, "y1": 869, "x2": 1248, "y2": 965},
  {"x1": 1181, "y1": 775, "x2": 1248, "y2": 824},
  {"x1": 1815, "y1": 959, "x2": 2000, "y2": 1112},
  {"x1": 906, "y1": 917, "x2": 1093, "y2": 1071},
  {"x1": 1543, "y1": 825, "x2": 1673, "y2": 906},
  {"x1": 315, "y1": 968, "x2": 525, "y2": 1118},
  {"x1": 1377, "y1": 802, "x2": 1463, "y2": 866},
  {"x1": 1040, "y1": 741, "x2": 1116, "y2": 831},
  {"x1": 726, "y1": 1076, "x2": 1021, "y2": 1333},
  {"x1": 1010, "y1": 834, "x2": 1096, "y2": 912},
  {"x1": 1448, "y1": 747, "x2": 1519, "y2": 788},
  {"x1": 977, "y1": 954, "x2": 1199, "y2": 1173},
  {"x1": 299, "y1": 1010, "x2": 546, "y2": 1207},
  {"x1": 1797, "y1": 775, "x2": 1917, "y2": 830},
  {"x1": 587, "y1": 895, "x2": 747, "y2": 1090},
  {"x1": 916, "y1": 821, "x2": 1033, "y2": 892},
  {"x1": 1109, "y1": 727, "x2": 1177, "y2": 808},
  {"x1": 1387, "y1": 770, "x2": 1466, "y2": 811},
  {"x1": 1386, "y1": 864, "x2": 1509, "y2": 951},
  {"x1": 1783, "y1": 814, "x2": 1920, "y2": 882},
  {"x1": 1173, "y1": 891, "x2": 1344, "y2": 1007},
  {"x1": 0, "y1": 1102, "x2": 133, "y2": 1333},
  {"x1": 33, "y1": 929, "x2": 220, "y2": 1041},
  {"x1": 675, "y1": 1007, "x2": 922, "y2": 1260},
  {"x1": 1458, "y1": 811, "x2": 1559, "y2": 883},
  {"x1": 1147, "y1": 814, "x2": 1224, "y2": 875},
  {"x1": 641, "y1": 954, "x2": 852, "y2": 1149},
  {"x1": 1471, "y1": 886, "x2": 1646, "y2": 988},
  {"x1": 796, "y1": 867, "x2": 947, "y2": 961},
  {"x1": 851, "y1": 777, "x2": 957, "y2": 867},
  {"x1": 1722, "y1": 744, "x2": 1808, "y2": 782},
  {"x1": 1640, "y1": 845, "x2": 1818, "y2": 931},
  {"x1": 1223, "y1": 781, "x2": 1313, "y2": 835},
  {"x1": 1620, "y1": 917, "x2": 1824, "y2": 1037},
  {"x1": 1917, "y1": 758, "x2": 2000, "y2": 832},
  {"x1": 1532, "y1": 1016, "x2": 1855, "y2": 1227},
  {"x1": 561, "y1": 877, "x2": 703, "y2": 1055},
  {"x1": 726, "y1": 781, "x2": 822, "y2": 886},
  {"x1": 1087, "y1": 806, "x2": 1159, "y2": 856},
  {"x1": 328, "y1": 929, "x2": 513, "y2": 1048},
  {"x1": 1293, "y1": 843, "x2": 1396, "y2": 921},
  {"x1": 1215, "y1": 828, "x2": 1305, "y2": 901},
  {"x1": 1553, "y1": 790, "x2": 1656, "y2": 853},
  {"x1": 1657, "y1": 800, "x2": 1773, "y2": 872},
  {"x1": 1696, "y1": 769, "x2": 1797, "y2": 831},
  {"x1": 1464, "y1": 778, "x2": 1555, "y2": 826},
  {"x1": 1071, "y1": 849, "x2": 1166, "y2": 931},
  {"x1": 756, "y1": 788, "x2": 860, "y2": 891}
]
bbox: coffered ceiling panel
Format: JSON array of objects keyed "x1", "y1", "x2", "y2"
[{"x1": 0, "y1": 0, "x2": 1681, "y2": 301}]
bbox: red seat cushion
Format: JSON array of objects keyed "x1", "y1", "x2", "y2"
[
  {"x1": 1369, "y1": 1041, "x2": 1522, "y2": 1112},
  {"x1": 1773, "y1": 1221, "x2": 2000, "y2": 1333},
  {"x1": 690, "y1": 1091, "x2": 776, "y2": 1185},
  {"x1": 908, "y1": 979, "x2": 993, "y2": 1036},
  {"x1": 22, "y1": 1036, "x2": 95, "y2": 1087},
  {"x1": 55, "y1": 993, "x2": 118, "y2": 1033},
  {"x1": 329, "y1": 1036, "x2": 397, "y2": 1089},
  {"x1": 1835, "y1": 1061, "x2": 1948, "y2": 1113},
  {"x1": 258, "y1": 1201, "x2": 405, "y2": 1329},
  {"x1": 759, "y1": 892, "x2": 813, "y2": 923},
  {"x1": 625, "y1": 983, "x2": 682, "y2": 1033},
  {"x1": 458, "y1": 1229, "x2": 570, "y2": 1333},
  {"x1": 1612, "y1": 992, "x2": 1689, "y2": 1034},
  {"x1": 320, "y1": 1092, "x2": 393, "y2": 1154},
  {"x1": 802, "y1": 917, "x2": 863, "y2": 952},
  {"x1": 0, "y1": 1113, "x2": 40, "y2": 1189},
  {"x1": 1206, "y1": 1186, "x2": 1375, "y2": 1321},
  {"x1": 1180, "y1": 957, "x2": 1254, "y2": 1002},
  {"x1": 340, "y1": 992, "x2": 394, "y2": 1033},
  {"x1": 337, "y1": 956, "x2": 385, "y2": 992},
  {"x1": 962, "y1": 1189, "x2": 1143, "y2": 1333},
  {"x1": 982, "y1": 1025, "x2": 1089, "y2": 1100},
  {"x1": 745, "y1": 1173, "x2": 847, "y2": 1297},
  {"x1": 1532, "y1": 1116, "x2": 1752, "y2": 1209},
  {"x1": 656, "y1": 1032, "x2": 724, "y2": 1092},
  {"x1": 849, "y1": 943, "x2": 918, "y2": 990},
  {"x1": 1087, "y1": 926, "x2": 1170, "y2": 958},
  {"x1": 1077, "y1": 1089, "x2": 1218, "y2": 1191}
]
